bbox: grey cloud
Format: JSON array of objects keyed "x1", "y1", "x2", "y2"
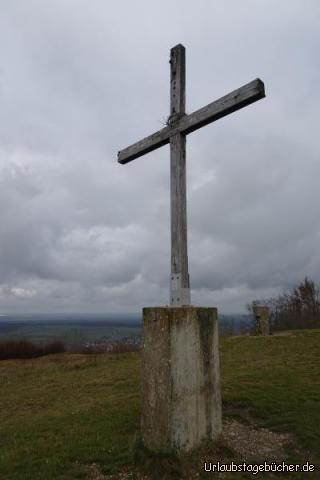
[{"x1": 0, "y1": 0, "x2": 319, "y2": 313}]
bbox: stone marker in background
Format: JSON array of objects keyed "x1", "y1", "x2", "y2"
[
  {"x1": 117, "y1": 44, "x2": 265, "y2": 451},
  {"x1": 253, "y1": 305, "x2": 270, "y2": 336}
]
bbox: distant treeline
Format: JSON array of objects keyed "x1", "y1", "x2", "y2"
[
  {"x1": 248, "y1": 277, "x2": 320, "y2": 331},
  {"x1": 0, "y1": 339, "x2": 66, "y2": 360},
  {"x1": 0, "y1": 339, "x2": 141, "y2": 360}
]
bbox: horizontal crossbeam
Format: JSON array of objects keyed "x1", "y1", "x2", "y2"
[{"x1": 118, "y1": 78, "x2": 265, "y2": 165}]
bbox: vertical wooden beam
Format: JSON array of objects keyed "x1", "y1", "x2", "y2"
[
  {"x1": 170, "y1": 44, "x2": 185, "y2": 118},
  {"x1": 170, "y1": 44, "x2": 190, "y2": 305}
]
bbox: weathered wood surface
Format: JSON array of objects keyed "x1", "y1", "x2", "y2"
[
  {"x1": 117, "y1": 43, "x2": 265, "y2": 306},
  {"x1": 170, "y1": 133, "x2": 188, "y2": 281},
  {"x1": 118, "y1": 78, "x2": 265, "y2": 164},
  {"x1": 170, "y1": 44, "x2": 185, "y2": 118},
  {"x1": 169, "y1": 45, "x2": 189, "y2": 305}
]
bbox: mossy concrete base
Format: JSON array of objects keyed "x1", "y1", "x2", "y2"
[{"x1": 141, "y1": 306, "x2": 222, "y2": 452}]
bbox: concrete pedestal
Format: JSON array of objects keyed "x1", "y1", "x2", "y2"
[
  {"x1": 253, "y1": 305, "x2": 270, "y2": 336},
  {"x1": 141, "y1": 306, "x2": 222, "y2": 452}
]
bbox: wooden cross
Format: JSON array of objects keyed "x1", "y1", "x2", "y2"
[{"x1": 118, "y1": 44, "x2": 265, "y2": 306}]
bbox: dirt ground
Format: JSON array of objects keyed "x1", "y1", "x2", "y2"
[{"x1": 87, "y1": 419, "x2": 295, "y2": 479}]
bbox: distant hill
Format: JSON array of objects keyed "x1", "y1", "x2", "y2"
[
  {"x1": 0, "y1": 313, "x2": 142, "y2": 347},
  {"x1": 0, "y1": 312, "x2": 253, "y2": 345},
  {"x1": 219, "y1": 314, "x2": 252, "y2": 335}
]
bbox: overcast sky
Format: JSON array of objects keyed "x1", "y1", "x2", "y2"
[{"x1": 0, "y1": 1, "x2": 319, "y2": 314}]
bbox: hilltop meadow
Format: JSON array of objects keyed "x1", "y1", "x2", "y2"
[{"x1": 0, "y1": 330, "x2": 319, "y2": 479}]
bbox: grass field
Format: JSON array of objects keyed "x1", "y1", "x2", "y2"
[{"x1": 0, "y1": 330, "x2": 319, "y2": 479}]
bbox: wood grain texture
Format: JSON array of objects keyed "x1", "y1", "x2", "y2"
[
  {"x1": 170, "y1": 132, "x2": 189, "y2": 285},
  {"x1": 118, "y1": 78, "x2": 265, "y2": 164},
  {"x1": 117, "y1": 44, "x2": 266, "y2": 307},
  {"x1": 170, "y1": 44, "x2": 185, "y2": 118},
  {"x1": 169, "y1": 45, "x2": 189, "y2": 304}
]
